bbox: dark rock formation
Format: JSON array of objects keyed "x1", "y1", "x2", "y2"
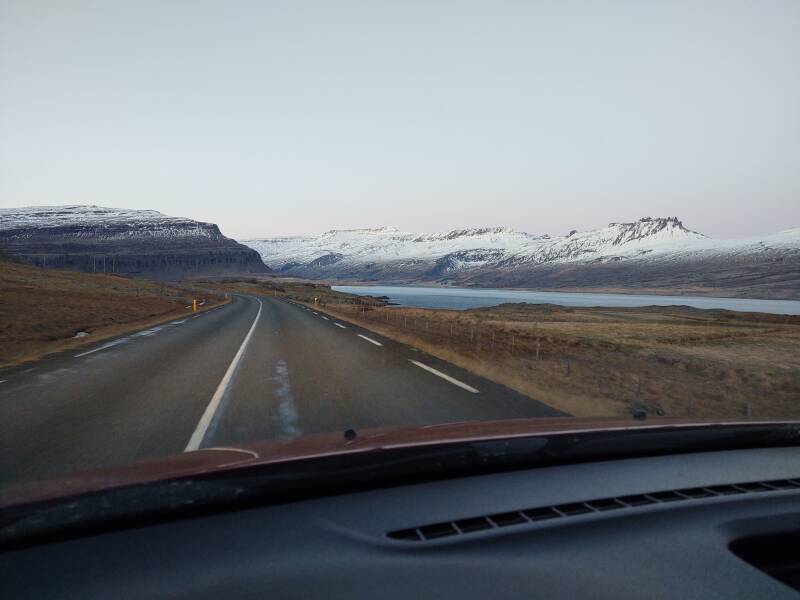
[{"x1": 0, "y1": 205, "x2": 270, "y2": 280}]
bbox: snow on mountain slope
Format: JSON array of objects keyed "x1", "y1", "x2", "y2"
[
  {"x1": 241, "y1": 217, "x2": 800, "y2": 296},
  {"x1": 0, "y1": 205, "x2": 223, "y2": 239},
  {"x1": 244, "y1": 226, "x2": 541, "y2": 269},
  {"x1": 242, "y1": 217, "x2": 715, "y2": 271}
]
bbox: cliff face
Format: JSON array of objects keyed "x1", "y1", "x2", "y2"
[{"x1": 0, "y1": 206, "x2": 270, "y2": 280}]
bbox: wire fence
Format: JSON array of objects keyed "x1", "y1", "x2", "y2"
[{"x1": 299, "y1": 295, "x2": 800, "y2": 419}]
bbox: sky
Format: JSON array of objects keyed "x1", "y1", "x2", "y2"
[{"x1": 1, "y1": 1, "x2": 798, "y2": 240}]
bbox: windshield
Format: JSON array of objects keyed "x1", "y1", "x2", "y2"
[{"x1": 1, "y1": 2, "x2": 799, "y2": 500}]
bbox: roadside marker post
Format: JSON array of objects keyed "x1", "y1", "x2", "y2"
[{"x1": 193, "y1": 299, "x2": 197, "y2": 313}]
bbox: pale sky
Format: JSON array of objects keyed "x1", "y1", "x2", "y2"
[{"x1": 1, "y1": 1, "x2": 798, "y2": 239}]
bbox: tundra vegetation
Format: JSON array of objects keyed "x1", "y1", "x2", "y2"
[
  {"x1": 0, "y1": 257, "x2": 227, "y2": 367},
  {"x1": 213, "y1": 278, "x2": 800, "y2": 419}
]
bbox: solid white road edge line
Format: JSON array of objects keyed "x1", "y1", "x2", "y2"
[
  {"x1": 408, "y1": 359, "x2": 480, "y2": 393},
  {"x1": 357, "y1": 334, "x2": 383, "y2": 346},
  {"x1": 184, "y1": 297, "x2": 263, "y2": 452},
  {"x1": 335, "y1": 323, "x2": 347, "y2": 329},
  {"x1": 74, "y1": 339, "x2": 127, "y2": 357},
  {"x1": 74, "y1": 304, "x2": 230, "y2": 358}
]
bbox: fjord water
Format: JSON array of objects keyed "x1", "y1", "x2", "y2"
[{"x1": 332, "y1": 285, "x2": 800, "y2": 315}]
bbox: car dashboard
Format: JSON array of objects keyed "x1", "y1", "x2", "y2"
[{"x1": 3, "y1": 446, "x2": 800, "y2": 598}]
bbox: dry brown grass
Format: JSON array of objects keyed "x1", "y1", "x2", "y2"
[
  {"x1": 0, "y1": 258, "x2": 228, "y2": 368},
  {"x1": 204, "y1": 278, "x2": 800, "y2": 419},
  {"x1": 315, "y1": 301, "x2": 800, "y2": 419},
  {"x1": 202, "y1": 278, "x2": 351, "y2": 302}
]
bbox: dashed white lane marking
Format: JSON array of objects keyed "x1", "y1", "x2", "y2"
[
  {"x1": 321, "y1": 315, "x2": 329, "y2": 320},
  {"x1": 73, "y1": 313, "x2": 196, "y2": 358},
  {"x1": 312, "y1": 311, "x2": 318, "y2": 315},
  {"x1": 408, "y1": 360, "x2": 480, "y2": 393},
  {"x1": 74, "y1": 338, "x2": 127, "y2": 357},
  {"x1": 357, "y1": 334, "x2": 383, "y2": 346},
  {"x1": 0, "y1": 380, "x2": 6, "y2": 384},
  {"x1": 185, "y1": 298, "x2": 263, "y2": 452},
  {"x1": 335, "y1": 323, "x2": 347, "y2": 329}
]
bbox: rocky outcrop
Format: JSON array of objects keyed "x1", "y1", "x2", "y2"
[{"x1": 0, "y1": 205, "x2": 270, "y2": 280}]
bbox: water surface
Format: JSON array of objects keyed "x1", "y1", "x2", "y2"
[{"x1": 332, "y1": 285, "x2": 800, "y2": 315}]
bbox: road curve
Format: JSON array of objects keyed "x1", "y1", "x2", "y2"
[{"x1": 0, "y1": 295, "x2": 564, "y2": 487}]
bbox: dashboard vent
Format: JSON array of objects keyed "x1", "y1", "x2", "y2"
[{"x1": 387, "y1": 478, "x2": 800, "y2": 542}]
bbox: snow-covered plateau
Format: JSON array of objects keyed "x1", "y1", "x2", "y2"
[{"x1": 0, "y1": 205, "x2": 224, "y2": 239}]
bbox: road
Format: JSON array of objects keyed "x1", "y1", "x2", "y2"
[{"x1": 0, "y1": 295, "x2": 564, "y2": 486}]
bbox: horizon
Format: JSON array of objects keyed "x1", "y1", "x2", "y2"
[
  {"x1": 4, "y1": 203, "x2": 798, "y2": 241},
  {"x1": 2, "y1": 2, "x2": 799, "y2": 239}
]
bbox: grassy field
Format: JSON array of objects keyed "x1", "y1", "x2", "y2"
[
  {"x1": 211, "y1": 278, "x2": 800, "y2": 420},
  {"x1": 328, "y1": 302, "x2": 800, "y2": 419},
  {"x1": 201, "y1": 278, "x2": 355, "y2": 303},
  {"x1": 0, "y1": 257, "x2": 227, "y2": 368},
  {"x1": 10, "y1": 261, "x2": 797, "y2": 418}
]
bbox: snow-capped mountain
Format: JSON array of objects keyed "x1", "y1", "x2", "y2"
[
  {"x1": 242, "y1": 218, "x2": 800, "y2": 297},
  {"x1": 242, "y1": 217, "x2": 708, "y2": 272},
  {"x1": 0, "y1": 205, "x2": 269, "y2": 280},
  {"x1": 244, "y1": 225, "x2": 539, "y2": 272}
]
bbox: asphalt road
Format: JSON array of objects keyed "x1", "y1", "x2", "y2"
[{"x1": 0, "y1": 295, "x2": 564, "y2": 486}]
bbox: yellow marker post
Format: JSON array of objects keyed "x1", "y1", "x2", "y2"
[{"x1": 192, "y1": 299, "x2": 197, "y2": 313}]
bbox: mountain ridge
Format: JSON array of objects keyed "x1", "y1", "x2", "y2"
[{"x1": 241, "y1": 217, "x2": 800, "y2": 298}]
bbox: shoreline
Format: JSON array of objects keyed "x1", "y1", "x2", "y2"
[
  {"x1": 308, "y1": 279, "x2": 799, "y2": 302},
  {"x1": 329, "y1": 284, "x2": 800, "y2": 315}
]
